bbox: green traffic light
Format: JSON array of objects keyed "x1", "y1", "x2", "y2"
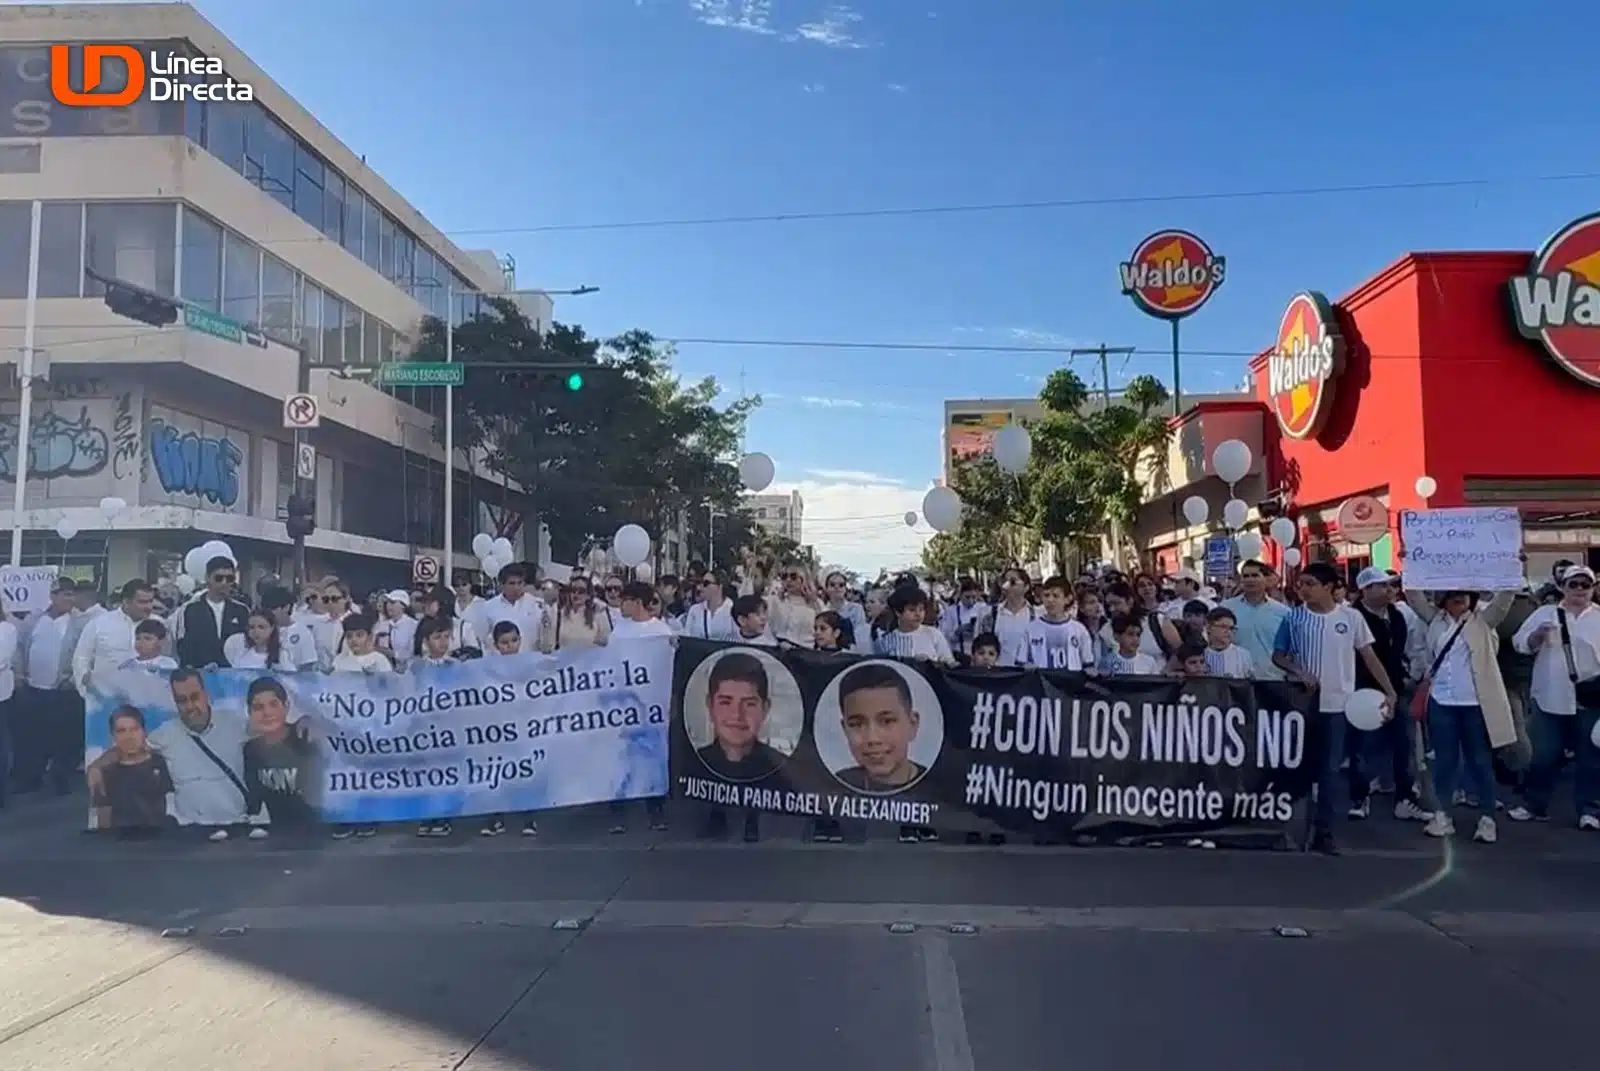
[{"x1": 566, "y1": 373, "x2": 584, "y2": 391}]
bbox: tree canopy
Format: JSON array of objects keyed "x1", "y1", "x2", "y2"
[{"x1": 407, "y1": 300, "x2": 757, "y2": 563}]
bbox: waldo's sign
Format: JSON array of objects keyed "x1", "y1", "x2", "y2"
[
  {"x1": 1119, "y1": 230, "x2": 1225, "y2": 319},
  {"x1": 1509, "y1": 212, "x2": 1600, "y2": 388},
  {"x1": 1268, "y1": 291, "x2": 1343, "y2": 440}
]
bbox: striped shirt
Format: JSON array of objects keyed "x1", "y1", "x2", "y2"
[
  {"x1": 1274, "y1": 604, "x2": 1374, "y2": 714},
  {"x1": 1100, "y1": 650, "x2": 1165, "y2": 675},
  {"x1": 1202, "y1": 643, "x2": 1255, "y2": 679},
  {"x1": 939, "y1": 600, "x2": 992, "y2": 658},
  {"x1": 875, "y1": 626, "x2": 954, "y2": 663}
]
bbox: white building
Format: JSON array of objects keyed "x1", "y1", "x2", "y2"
[
  {"x1": 744, "y1": 491, "x2": 803, "y2": 544},
  {"x1": 0, "y1": 3, "x2": 548, "y2": 596}
]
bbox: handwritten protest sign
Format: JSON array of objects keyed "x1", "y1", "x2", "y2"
[
  {"x1": 1399, "y1": 507, "x2": 1523, "y2": 591},
  {"x1": 0, "y1": 564, "x2": 58, "y2": 615}
]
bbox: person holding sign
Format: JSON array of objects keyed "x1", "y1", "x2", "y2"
[
  {"x1": 1509, "y1": 565, "x2": 1600, "y2": 829},
  {"x1": 1401, "y1": 584, "x2": 1517, "y2": 844}
]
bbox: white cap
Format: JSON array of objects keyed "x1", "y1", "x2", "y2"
[
  {"x1": 1355, "y1": 567, "x2": 1390, "y2": 591},
  {"x1": 385, "y1": 589, "x2": 411, "y2": 607},
  {"x1": 1561, "y1": 565, "x2": 1596, "y2": 584},
  {"x1": 1172, "y1": 568, "x2": 1200, "y2": 584}
]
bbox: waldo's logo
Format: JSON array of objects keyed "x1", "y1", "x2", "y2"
[
  {"x1": 1268, "y1": 291, "x2": 1343, "y2": 440},
  {"x1": 1118, "y1": 229, "x2": 1225, "y2": 320},
  {"x1": 1509, "y1": 212, "x2": 1600, "y2": 388}
]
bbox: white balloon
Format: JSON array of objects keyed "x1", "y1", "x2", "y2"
[
  {"x1": 183, "y1": 546, "x2": 210, "y2": 582},
  {"x1": 1345, "y1": 689, "x2": 1388, "y2": 732},
  {"x1": 921, "y1": 486, "x2": 963, "y2": 533},
  {"x1": 1212, "y1": 439, "x2": 1252, "y2": 485},
  {"x1": 1415, "y1": 475, "x2": 1438, "y2": 499},
  {"x1": 1180, "y1": 495, "x2": 1209, "y2": 527},
  {"x1": 904, "y1": 511, "x2": 918, "y2": 527},
  {"x1": 991, "y1": 423, "x2": 1032, "y2": 475},
  {"x1": 199, "y1": 540, "x2": 235, "y2": 567},
  {"x1": 1283, "y1": 548, "x2": 1302, "y2": 568},
  {"x1": 634, "y1": 562, "x2": 655, "y2": 583},
  {"x1": 1269, "y1": 516, "x2": 1298, "y2": 547},
  {"x1": 1591, "y1": 715, "x2": 1600, "y2": 750},
  {"x1": 739, "y1": 452, "x2": 775, "y2": 493},
  {"x1": 1234, "y1": 531, "x2": 1263, "y2": 561},
  {"x1": 471, "y1": 533, "x2": 493, "y2": 558},
  {"x1": 613, "y1": 524, "x2": 651, "y2": 567},
  {"x1": 1222, "y1": 498, "x2": 1249, "y2": 530},
  {"x1": 98, "y1": 495, "x2": 127, "y2": 519},
  {"x1": 174, "y1": 573, "x2": 196, "y2": 596},
  {"x1": 491, "y1": 537, "x2": 514, "y2": 560},
  {"x1": 55, "y1": 519, "x2": 79, "y2": 540}
]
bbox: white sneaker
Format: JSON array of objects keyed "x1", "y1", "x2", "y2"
[
  {"x1": 1394, "y1": 799, "x2": 1432, "y2": 821},
  {"x1": 1473, "y1": 816, "x2": 1497, "y2": 843},
  {"x1": 1347, "y1": 799, "x2": 1370, "y2": 820},
  {"x1": 247, "y1": 827, "x2": 269, "y2": 840},
  {"x1": 207, "y1": 828, "x2": 229, "y2": 842},
  {"x1": 1423, "y1": 814, "x2": 1455, "y2": 838},
  {"x1": 1506, "y1": 805, "x2": 1543, "y2": 822},
  {"x1": 1579, "y1": 815, "x2": 1600, "y2": 831}
]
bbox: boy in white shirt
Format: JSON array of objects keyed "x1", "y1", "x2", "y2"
[
  {"x1": 730, "y1": 594, "x2": 778, "y2": 647},
  {"x1": 1099, "y1": 613, "x2": 1166, "y2": 675},
  {"x1": 331, "y1": 614, "x2": 394, "y2": 675},
  {"x1": 611, "y1": 582, "x2": 676, "y2": 641},
  {"x1": 376, "y1": 591, "x2": 417, "y2": 669},
  {"x1": 411, "y1": 619, "x2": 458, "y2": 669},
  {"x1": 120, "y1": 618, "x2": 178, "y2": 672},
  {"x1": 1201, "y1": 606, "x2": 1255, "y2": 679},
  {"x1": 874, "y1": 586, "x2": 955, "y2": 664},
  {"x1": 1024, "y1": 576, "x2": 1095, "y2": 670},
  {"x1": 490, "y1": 620, "x2": 523, "y2": 656}
]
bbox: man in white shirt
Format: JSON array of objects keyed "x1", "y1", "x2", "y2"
[
  {"x1": 72, "y1": 579, "x2": 156, "y2": 699},
  {"x1": 1510, "y1": 564, "x2": 1600, "y2": 827},
  {"x1": 12, "y1": 580, "x2": 78, "y2": 794},
  {"x1": 478, "y1": 564, "x2": 547, "y2": 650},
  {"x1": 1160, "y1": 569, "x2": 1211, "y2": 619},
  {"x1": 612, "y1": 582, "x2": 676, "y2": 640},
  {"x1": 681, "y1": 571, "x2": 736, "y2": 640},
  {"x1": 1273, "y1": 562, "x2": 1397, "y2": 855},
  {"x1": 939, "y1": 579, "x2": 993, "y2": 662}
]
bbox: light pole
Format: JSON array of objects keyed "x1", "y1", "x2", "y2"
[{"x1": 8, "y1": 200, "x2": 41, "y2": 566}]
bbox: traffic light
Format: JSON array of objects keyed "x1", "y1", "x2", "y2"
[
  {"x1": 285, "y1": 493, "x2": 315, "y2": 539},
  {"x1": 102, "y1": 279, "x2": 179, "y2": 327},
  {"x1": 565, "y1": 372, "x2": 583, "y2": 391}
]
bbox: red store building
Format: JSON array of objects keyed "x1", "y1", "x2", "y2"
[{"x1": 1250, "y1": 211, "x2": 1600, "y2": 582}]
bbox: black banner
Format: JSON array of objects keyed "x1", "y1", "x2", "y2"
[{"x1": 670, "y1": 639, "x2": 1321, "y2": 843}]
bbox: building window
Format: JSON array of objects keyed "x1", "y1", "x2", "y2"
[
  {"x1": 394, "y1": 228, "x2": 415, "y2": 289},
  {"x1": 361, "y1": 311, "x2": 381, "y2": 364},
  {"x1": 261, "y1": 253, "x2": 295, "y2": 337},
  {"x1": 85, "y1": 202, "x2": 176, "y2": 297},
  {"x1": 321, "y1": 291, "x2": 343, "y2": 365},
  {"x1": 222, "y1": 230, "x2": 260, "y2": 326},
  {"x1": 179, "y1": 208, "x2": 223, "y2": 312},
  {"x1": 342, "y1": 301, "x2": 361, "y2": 365},
  {"x1": 299, "y1": 280, "x2": 322, "y2": 362},
  {"x1": 244, "y1": 105, "x2": 294, "y2": 210},
  {"x1": 205, "y1": 99, "x2": 247, "y2": 173},
  {"x1": 343, "y1": 188, "x2": 364, "y2": 262},
  {"x1": 322, "y1": 170, "x2": 344, "y2": 245},
  {"x1": 34, "y1": 202, "x2": 84, "y2": 299},
  {"x1": 376, "y1": 212, "x2": 395, "y2": 280},
  {"x1": 292, "y1": 144, "x2": 324, "y2": 232}
]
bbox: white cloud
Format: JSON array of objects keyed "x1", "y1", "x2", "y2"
[
  {"x1": 802, "y1": 82, "x2": 826, "y2": 93},
  {"x1": 1008, "y1": 327, "x2": 1077, "y2": 347},
  {"x1": 688, "y1": 0, "x2": 777, "y2": 35},
  {"x1": 798, "y1": 394, "x2": 862, "y2": 409},
  {"x1": 794, "y1": 4, "x2": 867, "y2": 48},
  {"x1": 775, "y1": 474, "x2": 934, "y2": 577},
  {"x1": 887, "y1": 82, "x2": 907, "y2": 93}
]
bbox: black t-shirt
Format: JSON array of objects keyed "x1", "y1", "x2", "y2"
[
  {"x1": 1355, "y1": 603, "x2": 1407, "y2": 690},
  {"x1": 695, "y1": 740, "x2": 787, "y2": 782},
  {"x1": 836, "y1": 762, "x2": 925, "y2": 795},
  {"x1": 96, "y1": 754, "x2": 174, "y2": 830},
  {"x1": 243, "y1": 728, "x2": 323, "y2": 827}
]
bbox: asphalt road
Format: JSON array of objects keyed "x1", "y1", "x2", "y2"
[{"x1": 3, "y1": 794, "x2": 1599, "y2": 1070}]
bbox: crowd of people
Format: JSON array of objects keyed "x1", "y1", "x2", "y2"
[{"x1": 1, "y1": 548, "x2": 1595, "y2": 858}]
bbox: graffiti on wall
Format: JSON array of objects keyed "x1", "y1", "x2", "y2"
[
  {"x1": 147, "y1": 415, "x2": 245, "y2": 510},
  {"x1": 0, "y1": 405, "x2": 109, "y2": 482},
  {"x1": 112, "y1": 392, "x2": 139, "y2": 479}
]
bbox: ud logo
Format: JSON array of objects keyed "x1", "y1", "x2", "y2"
[{"x1": 49, "y1": 44, "x2": 145, "y2": 107}]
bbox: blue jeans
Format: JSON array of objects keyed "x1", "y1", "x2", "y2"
[
  {"x1": 1314, "y1": 711, "x2": 1349, "y2": 831},
  {"x1": 1520, "y1": 703, "x2": 1600, "y2": 819},
  {"x1": 1428, "y1": 700, "x2": 1496, "y2": 818}
]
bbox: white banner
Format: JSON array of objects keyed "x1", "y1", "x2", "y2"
[
  {"x1": 1400, "y1": 507, "x2": 1524, "y2": 591},
  {"x1": 1, "y1": 564, "x2": 58, "y2": 615}
]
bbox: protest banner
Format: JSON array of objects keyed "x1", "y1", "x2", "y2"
[
  {"x1": 1, "y1": 564, "x2": 59, "y2": 615},
  {"x1": 670, "y1": 639, "x2": 1319, "y2": 842},
  {"x1": 1399, "y1": 507, "x2": 1524, "y2": 591},
  {"x1": 82, "y1": 639, "x2": 672, "y2": 831}
]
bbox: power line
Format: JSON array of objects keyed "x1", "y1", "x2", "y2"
[{"x1": 442, "y1": 171, "x2": 1600, "y2": 236}]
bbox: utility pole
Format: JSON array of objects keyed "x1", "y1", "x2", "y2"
[
  {"x1": 289, "y1": 338, "x2": 312, "y2": 586},
  {"x1": 443, "y1": 282, "x2": 454, "y2": 588},
  {"x1": 1070, "y1": 345, "x2": 1136, "y2": 570},
  {"x1": 8, "y1": 200, "x2": 41, "y2": 565}
]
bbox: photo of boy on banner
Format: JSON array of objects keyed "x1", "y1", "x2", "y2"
[
  {"x1": 681, "y1": 648, "x2": 802, "y2": 783},
  {"x1": 814, "y1": 660, "x2": 945, "y2": 795}
]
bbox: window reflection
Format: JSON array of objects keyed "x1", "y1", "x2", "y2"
[
  {"x1": 300, "y1": 280, "x2": 323, "y2": 362},
  {"x1": 85, "y1": 202, "x2": 176, "y2": 296},
  {"x1": 38, "y1": 202, "x2": 84, "y2": 299},
  {"x1": 262, "y1": 252, "x2": 295, "y2": 336},
  {"x1": 321, "y1": 291, "x2": 343, "y2": 365},
  {"x1": 181, "y1": 207, "x2": 224, "y2": 312},
  {"x1": 222, "y1": 230, "x2": 260, "y2": 325}
]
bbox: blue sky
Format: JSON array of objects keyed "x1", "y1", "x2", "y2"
[{"x1": 175, "y1": 0, "x2": 1600, "y2": 574}]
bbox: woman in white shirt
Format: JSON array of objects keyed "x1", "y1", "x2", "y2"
[
  {"x1": 768, "y1": 566, "x2": 821, "y2": 648},
  {"x1": 820, "y1": 572, "x2": 871, "y2": 653},
  {"x1": 542, "y1": 578, "x2": 613, "y2": 651},
  {"x1": 227, "y1": 610, "x2": 305, "y2": 672}
]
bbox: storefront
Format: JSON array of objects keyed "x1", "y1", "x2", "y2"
[{"x1": 1250, "y1": 211, "x2": 1600, "y2": 583}]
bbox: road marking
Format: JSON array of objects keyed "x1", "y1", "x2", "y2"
[{"x1": 919, "y1": 935, "x2": 976, "y2": 1071}]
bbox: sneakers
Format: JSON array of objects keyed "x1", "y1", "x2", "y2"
[
  {"x1": 1580, "y1": 814, "x2": 1600, "y2": 831},
  {"x1": 897, "y1": 826, "x2": 918, "y2": 844},
  {"x1": 1424, "y1": 813, "x2": 1455, "y2": 838},
  {"x1": 1473, "y1": 816, "x2": 1497, "y2": 843},
  {"x1": 608, "y1": 822, "x2": 627, "y2": 835},
  {"x1": 416, "y1": 822, "x2": 451, "y2": 838},
  {"x1": 1393, "y1": 798, "x2": 1432, "y2": 822},
  {"x1": 1347, "y1": 798, "x2": 1370, "y2": 820},
  {"x1": 331, "y1": 825, "x2": 354, "y2": 840},
  {"x1": 355, "y1": 825, "x2": 378, "y2": 838},
  {"x1": 479, "y1": 818, "x2": 505, "y2": 837},
  {"x1": 247, "y1": 827, "x2": 268, "y2": 840},
  {"x1": 207, "y1": 828, "x2": 230, "y2": 842},
  {"x1": 1506, "y1": 805, "x2": 1548, "y2": 822},
  {"x1": 521, "y1": 819, "x2": 540, "y2": 837}
]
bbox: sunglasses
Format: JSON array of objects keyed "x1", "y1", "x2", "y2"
[
  {"x1": 211, "y1": 574, "x2": 235, "y2": 584},
  {"x1": 604, "y1": 585, "x2": 622, "y2": 593},
  {"x1": 1567, "y1": 580, "x2": 1594, "y2": 590}
]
